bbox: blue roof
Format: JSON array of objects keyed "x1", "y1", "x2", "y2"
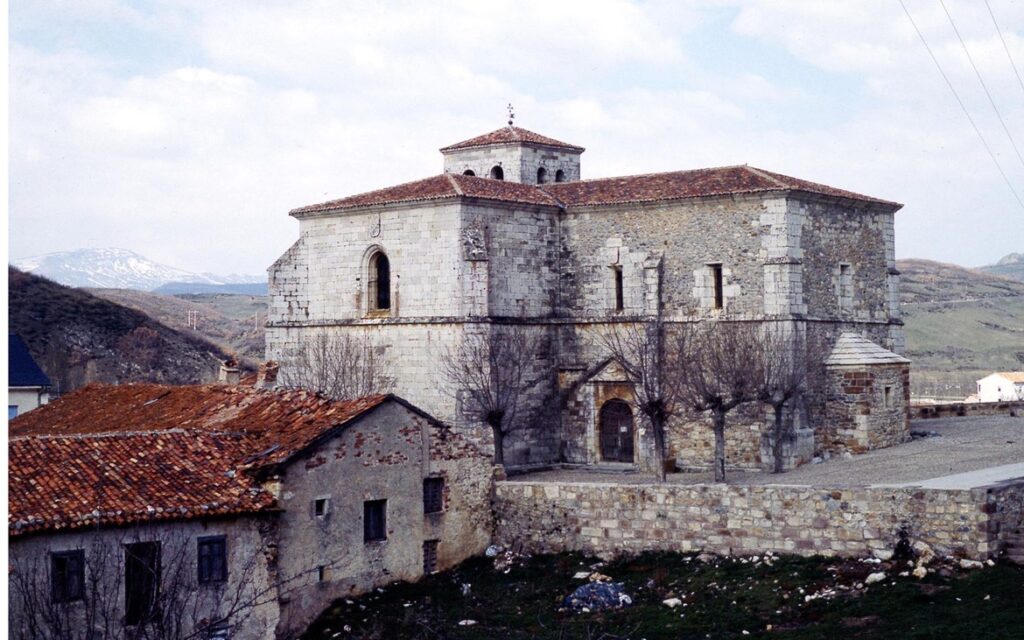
[{"x1": 9, "y1": 334, "x2": 51, "y2": 388}]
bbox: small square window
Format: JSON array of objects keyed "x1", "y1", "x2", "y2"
[
  {"x1": 423, "y1": 478, "x2": 444, "y2": 514},
  {"x1": 198, "y1": 536, "x2": 227, "y2": 584},
  {"x1": 423, "y1": 540, "x2": 439, "y2": 574},
  {"x1": 313, "y1": 498, "x2": 329, "y2": 518},
  {"x1": 51, "y1": 550, "x2": 85, "y2": 603},
  {"x1": 364, "y1": 499, "x2": 387, "y2": 542}
]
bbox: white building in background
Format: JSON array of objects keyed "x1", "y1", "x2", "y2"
[{"x1": 975, "y1": 372, "x2": 1024, "y2": 402}]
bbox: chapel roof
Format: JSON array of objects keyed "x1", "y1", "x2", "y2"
[
  {"x1": 291, "y1": 165, "x2": 900, "y2": 215},
  {"x1": 824, "y1": 332, "x2": 910, "y2": 367},
  {"x1": 9, "y1": 333, "x2": 51, "y2": 388},
  {"x1": 290, "y1": 173, "x2": 562, "y2": 215},
  {"x1": 440, "y1": 125, "x2": 585, "y2": 153}
]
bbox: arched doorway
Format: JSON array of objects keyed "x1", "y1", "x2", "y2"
[{"x1": 599, "y1": 399, "x2": 634, "y2": 463}]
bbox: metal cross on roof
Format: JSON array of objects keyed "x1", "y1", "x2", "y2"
[{"x1": 507, "y1": 103, "x2": 515, "y2": 127}]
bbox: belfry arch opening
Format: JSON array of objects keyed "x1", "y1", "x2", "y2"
[
  {"x1": 463, "y1": 170, "x2": 475, "y2": 176},
  {"x1": 555, "y1": 169, "x2": 566, "y2": 182},
  {"x1": 489, "y1": 165, "x2": 504, "y2": 180},
  {"x1": 537, "y1": 167, "x2": 547, "y2": 184}
]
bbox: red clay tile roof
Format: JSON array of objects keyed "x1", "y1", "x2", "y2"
[
  {"x1": 7, "y1": 384, "x2": 419, "y2": 535},
  {"x1": 9, "y1": 430, "x2": 274, "y2": 537},
  {"x1": 542, "y1": 165, "x2": 900, "y2": 208},
  {"x1": 290, "y1": 165, "x2": 899, "y2": 215},
  {"x1": 440, "y1": 126, "x2": 585, "y2": 153},
  {"x1": 9, "y1": 383, "x2": 390, "y2": 468},
  {"x1": 290, "y1": 173, "x2": 561, "y2": 214}
]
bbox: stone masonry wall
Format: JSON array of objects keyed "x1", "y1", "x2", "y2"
[
  {"x1": 822, "y1": 363, "x2": 910, "y2": 454},
  {"x1": 494, "y1": 480, "x2": 1024, "y2": 561},
  {"x1": 989, "y1": 481, "x2": 1024, "y2": 556}
]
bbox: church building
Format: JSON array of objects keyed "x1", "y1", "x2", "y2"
[{"x1": 267, "y1": 123, "x2": 909, "y2": 472}]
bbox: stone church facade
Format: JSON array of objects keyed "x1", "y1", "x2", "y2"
[{"x1": 267, "y1": 125, "x2": 907, "y2": 471}]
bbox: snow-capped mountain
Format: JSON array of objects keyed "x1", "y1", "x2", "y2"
[{"x1": 12, "y1": 248, "x2": 264, "y2": 291}]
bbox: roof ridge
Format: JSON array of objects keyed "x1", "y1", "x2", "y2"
[
  {"x1": 290, "y1": 174, "x2": 456, "y2": 214},
  {"x1": 544, "y1": 164, "x2": 752, "y2": 187},
  {"x1": 743, "y1": 165, "x2": 790, "y2": 189},
  {"x1": 445, "y1": 172, "x2": 464, "y2": 196}
]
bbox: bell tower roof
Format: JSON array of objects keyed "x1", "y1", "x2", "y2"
[{"x1": 439, "y1": 126, "x2": 585, "y2": 153}]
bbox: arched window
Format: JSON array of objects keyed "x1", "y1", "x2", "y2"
[
  {"x1": 599, "y1": 400, "x2": 634, "y2": 462},
  {"x1": 463, "y1": 170, "x2": 475, "y2": 176},
  {"x1": 536, "y1": 167, "x2": 547, "y2": 184},
  {"x1": 489, "y1": 165, "x2": 504, "y2": 180},
  {"x1": 368, "y1": 251, "x2": 391, "y2": 311},
  {"x1": 555, "y1": 169, "x2": 566, "y2": 183}
]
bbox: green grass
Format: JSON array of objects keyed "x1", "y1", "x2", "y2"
[{"x1": 301, "y1": 552, "x2": 1024, "y2": 639}]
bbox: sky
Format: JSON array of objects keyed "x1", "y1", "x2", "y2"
[{"x1": 8, "y1": 0, "x2": 1024, "y2": 275}]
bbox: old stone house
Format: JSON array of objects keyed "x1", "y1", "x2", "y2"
[
  {"x1": 267, "y1": 125, "x2": 909, "y2": 472},
  {"x1": 8, "y1": 383, "x2": 493, "y2": 639}
]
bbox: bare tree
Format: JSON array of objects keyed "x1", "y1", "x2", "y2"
[
  {"x1": 674, "y1": 322, "x2": 765, "y2": 483},
  {"x1": 598, "y1": 319, "x2": 681, "y2": 482},
  {"x1": 278, "y1": 332, "x2": 395, "y2": 400},
  {"x1": 756, "y1": 326, "x2": 828, "y2": 473},
  {"x1": 440, "y1": 325, "x2": 553, "y2": 466}
]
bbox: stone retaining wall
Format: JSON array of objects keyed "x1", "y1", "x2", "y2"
[
  {"x1": 494, "y1": 480, "x2": 1024, "y2": 561},
  {"x1": 912, "y1": 401, "x2": 1024, "y2": 420}
]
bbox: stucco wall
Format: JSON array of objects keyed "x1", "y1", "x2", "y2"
[
  {"x1": 272, "y1": 401, "x2": 493, "y2": 637},
  {"x1": 8, "y1": 518, "x2": 278, "y2": 640},
  {"x1": 8, "y1": 387, "x2": 49, "y2": 417}
]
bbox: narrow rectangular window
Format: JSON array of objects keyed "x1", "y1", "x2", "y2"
[
  {"x1": 364, "y1": 499, "x2": 387, "y2": 542},
  {"x1": 884, "y1": 385, "x2": 893, "y2": 408},
  {"x1": 50, "y1": 550, "x2": 85, "y2": 603},
  {"x1": 313, "y1": 497, "x2": 329, "y2": 518},
  {"x1": 423, "y1": 540, "x2": 439, "y2": 574},
  {"x1": 125, "y1": 541, "x2": 160, "y2": 625},
  {"x1": 423, "y1": 477, "x2": 444, "y2": 514},
  {"x1": 317, "y1": 565, "x2": 328, "y2": 582},
  {"x1": 839, "y1": 263, "x2": 852, "y2": 310},
  {"x1": 612, "y1": 266, "x2": 624, "y2": 311},
  {"x1": 197, "y1": 536, "x2": 227, "y2": 584},
  {"x1": 710, "y1": 264, "x2": 724, "y2": 309}
]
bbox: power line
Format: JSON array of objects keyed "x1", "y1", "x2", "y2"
[
  {"x1": 898, "y1": 0, "x2": 1024, "y2": 212},
  {"x1": 940, "y1": 0, "x2": 1024, "y2": 171},
  {"x1": 984, "y1": 0, "x2": 1024, "y2": 98}
]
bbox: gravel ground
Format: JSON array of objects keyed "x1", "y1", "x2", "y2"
[{"x1": 506, "y1": 414, "x2": 1024, "y2": 488}]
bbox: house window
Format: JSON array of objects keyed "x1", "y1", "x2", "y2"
[
  {"x1": 197, "y1": 536, "x2": 227, "y2": 585},
  {"x1": 611, "y1": 266, "x2": 624, "y2": 311},
  {"x1": 537, "y1": 167, "x2": 547, "y2": 184},
  {"x1": 555, "y1": 169, "x2": 566, "y2": 182},
  {"x1": 423, "y1": 477, "x2": 444, "y2": 514},
  {"x1": 462, "y1": 170, "x2": 475, "y2": 176},
  {"x1": 317, "y1": 565, "x2": 329, "y2": 582},
  {"x1": 50, "y1": 550, "x2": 85, "y2": 603},
  {"x1": 313, "y1": 497, "x2": 329, "y2": 518},
  {"x1": 125, "y1": 541, "x2": 160, "y2": 625},
  {"x1": 884, "y1": 385, "x2": 894, "y2": 408},
  {"x1": 368, "y1": 252, "x2": 391, "y2": 311},
  {"x1": 489, "y1": 165, "x2": 504, "y2": 180},
  {"x1": 9, "y1": 405, "x2": 18, "y2": 420},
  {"x1": 364, "y1": 499, "x2": 387, "y2": 542},
  {"x1": 709, "y1": 263, "x2": 724, "y2": 309},
  {"x1": 423, "y1": 540, "x2": 439, "y2": 574}
]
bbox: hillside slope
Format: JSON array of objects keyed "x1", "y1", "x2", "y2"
[
  {"x1": 87, "y1": 288, "x2": 266, "y2": 362},
  {"x1": 978, "y1": 252, "x2": 1024, "y2": 283},
  {"x1": 8, "y1": 267, "x2": 234, "y2": 393},
  {"x1": 897, "y1": 259, "x2": 1024, "y2": 398}
]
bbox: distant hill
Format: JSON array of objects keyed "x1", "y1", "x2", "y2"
[
  {"x1": 87, "y1": 288, "x2": 266, "y2": 362},
  {"x1": 978, "y1": 252, "x2": 1024, "y2": 283},
  {"x1": 8, "y1": 267, "x2": 236, "y2": 393},
  {"x1": 897, "y1": 259, "x2": 1024, "y2": 399},
  {"x1": 152, "y1": 281, "x2": 268, "y2": 295},
  {"x1": 13, "y1": 248, "x2": 264, "y2": 291}
]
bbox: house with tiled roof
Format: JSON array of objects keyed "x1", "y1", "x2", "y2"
[
  {"x1": 8, "y1": 383, "x2": 493, "y2": 639},
  {"x1": 268, "y1": 123, "x2": 909, "y2": 474},
  {"x1": 8, "y1": 333, "x2": 51, "y2": 419}
]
